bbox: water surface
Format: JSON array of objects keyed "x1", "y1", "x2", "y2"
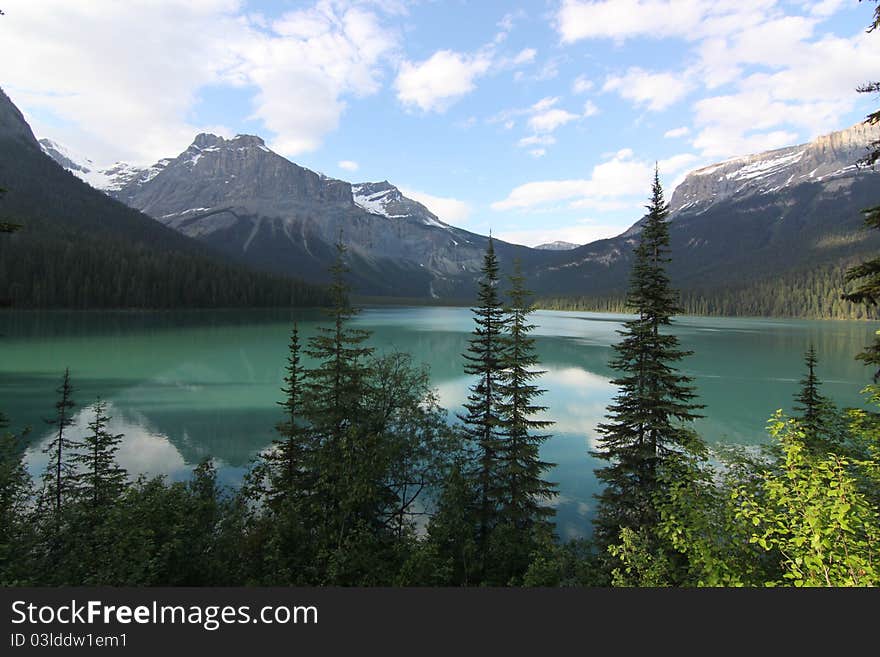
[{"x1": 1, "y1": 307, "x2": 874, "y2": 539}]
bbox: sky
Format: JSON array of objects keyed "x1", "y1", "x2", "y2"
[{"x1": 0, "y1": 0, "x2": 877, "y2": 247}]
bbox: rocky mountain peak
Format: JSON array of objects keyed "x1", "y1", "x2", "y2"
[
  {"x1": 230, "y1": 134, "x2": 267, "y2": 148},
  {"x1": 669, "y1": 121, "x2": 880, "y2": 214},
  {"x1": 351, "y1": 181, "x2": 448, "y2": 228},
  {"x1": 191, "y1": 133, "x2": 224, "y2": 149},
  {"x1": 535, "y1": 241, "x2": 580, "y2": 250}
]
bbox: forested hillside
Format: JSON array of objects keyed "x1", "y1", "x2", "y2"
[
  {"x1": 0, "y1": 89, "x2": 329, "y2": 309},
  {"x1": 538, "y1": 261, "x2": 879, "y2": 320}
]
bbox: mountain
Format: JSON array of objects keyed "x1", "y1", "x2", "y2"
[
  {"x1": 37, "y1": 138, "x2": 170, "y2": 192},
  {"x1": 36, "y1": 101, "x2": 880, "y2": 314},
  {"x1": 0, "y1": 87, "x2": 328, "y2": 309},
  {"x1": 529, "y1": 122, "x2": 880, "y2": 305},
  {"x1": 535, "y1": 241, "x2": 580, "y2": 251},
  {"x1": 668, "y1": 123, "x2": 876, "y2": 215},
  {"x1": 79, "y1": 132, "x2": 546, "y2": 297}
]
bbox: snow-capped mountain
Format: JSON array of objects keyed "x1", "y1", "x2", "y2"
[
  {"x1": 535, "y1": 241, "x2": 580, "y2": 251},
  {"x1": 532, "y1": 121, "x2": 880, "y2": 297},
  {"x1": 668, "y1": 122, "x2": 879, "y2": 214},
  {"x1": 61, "y1": 132, "x2": 542, "y2": 297},
  {"x1": 37, "y1": 117, "x2": 880, "y2": 301},
  {"x1": 37, "y1": 138, "x2": 169, "y2": 192},
  {"x1": 352, "y1": 181, "x2": 450, "y2": 229}
]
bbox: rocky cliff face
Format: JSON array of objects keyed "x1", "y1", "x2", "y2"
[
  {"x1": 669, "y1": 122, "x2": 879, "y2": 214},
  {"x1": 530, "y1": 121, "x2": 880, "y2": 297},
  {"x1": 94, "y1": 132, "x2": 541, "y2": 297}
]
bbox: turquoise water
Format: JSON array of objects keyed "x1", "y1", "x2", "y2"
[{"x1": 0, "y1": 307, "x2": 875, "y2": 539}]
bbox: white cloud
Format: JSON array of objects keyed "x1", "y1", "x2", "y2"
[
  {"x1": 664, "y1": 126, "x2": 690, "y2": 138},
  {"x1": 495, "y1": 9, "x2": 527, "y2": 43},
  {"x1": 504, "y1": 96, "x2": 592, "y2": 155},
  {"x1": 395, "y1": 49, "x2": 492, "y2": 112},
  {"x1": 603, "y1": 67, "x2": 692, "y2": 111},
  {"x1": 338, "y1": 159, "x2": 359, "y2": 171},
  {"x1": 398, "y1": 187, "x2": 472, "y2": 225},
  {"x1": 492, "y1": 148, "x2": 697, "y2": 211},
  {"x1": 531, "y1": 96, "x2": 559, "y2": 113},
  {"x1": 572, "y1": 75, "x2": 594, "y2": 94},
  {"x1": 809, "y1": 0, "x2": 847, "y2": 18},
  {"x1": 528, "y1": 108, "x2": 580, "y2": 133},
  {"x1": 244, "y1": 4, "x2": 398, "y2": 155},
  {"x1": 512, "y1": 48, "x2": 538, "y2": 65},
  {"x1": 518, "y1": 135, "x2": 556, "y2": 147},
  {"x1": 689, "y1": 21, "x2": 880, "y2": 158},
  {"x1": 556, "y1": 0, "x2": 778, "y2": 44},
  {"x1": 0, "y1": 0, "x2": 398, "y2": 163},
  {"x1": 557, "y1": 1, "x2": 880, "y2": 161}
]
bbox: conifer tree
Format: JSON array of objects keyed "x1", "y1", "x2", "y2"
[
  {"x1": 267, "y1": 324, "x2": 312, "y2": 505},
  {"x1": 74, "y1": 400, "x2": 126, "y2": 509},
  {"x1": 305, "y1": 240, "x2": 374, "y2": 558},
  {"x1": 42, "y1": 368, "x2": 78, "y2": 518},
  {"x1": 792, "y1": 346, "x2": 840, "y2": 452},
  {"x1": 494, "y1": 259, "x2": 556, "y2": 580},
  {"x1": 592, "y1": 169, "x2": 704, "y2": 549},
  {"x1": 0, "y1": 414, "x2": 31, "y2": 583},
  {"x1": 306, "y1": 241, "x2": 373, "y2": 445},
  {"x1": 459, "y1": 237, "x2": 508, "y2": 569}
]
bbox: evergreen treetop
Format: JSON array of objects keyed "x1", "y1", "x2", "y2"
[
  {"x1": 458, "y1": 237, "x2": 508, "y2": 565},
  {"x1": 73, "y1": 399, "x2": 126, "y2": 510},
  {"x1": 42, "y1": 368, "x2": 78, "y2": 518},
  {"x1": 592, "y1": 168, "x2": 705, "y2": 548}
]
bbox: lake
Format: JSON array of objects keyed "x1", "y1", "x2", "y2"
[{"x1": 0, "y1": 307, "x2": 875, "y2": 540}]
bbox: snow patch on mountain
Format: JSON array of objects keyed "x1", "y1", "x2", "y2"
[
  {"x1": 668, "y1": 122, "x2": 880, "y2": 215},
  {"x1": 352, "y1": 184, "x2": 407, "y2": 219},
  {"x1": 38, "y1": 137, "x2": 161, "y2": 192}
]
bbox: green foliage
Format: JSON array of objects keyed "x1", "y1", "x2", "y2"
[
  {"x1": 73, "y1": 400, "x2": 126, "y2": 510},
  {"x1": 792, "y1": 346, "x2": 847, "y2": 452},
  {"x1": 492, "y1": 259, "x2": 556, "y2": 583},
  {"x1": 538, "y1": 262, "x2": 878, "y2": 320},
  {"x1": 737, "y1": 416, "x2": 880, "y2": 586},
  {"x1": 613, "y1": 407, "x2": 880, "y2": 588},
  {"x1": 458, "y1": 237, "x2": 508, "y2": 572},
  {"x1": 0, "y1": 415, "x2": 32, "y2": 585},
  {"x1": 41, "y1": 368, "x2": 78, "y2": 519},
  {"x1": 592, "y1": 170, "x2": 705, "y2": 554}
]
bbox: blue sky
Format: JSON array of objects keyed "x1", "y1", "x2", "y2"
[{"x1": 1, "y1": 0, "x2": 877, "y2": 246}]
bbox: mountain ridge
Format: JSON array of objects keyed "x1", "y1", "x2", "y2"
[{"x1": 34, "y1": 102, "x2": 880, "y2": 305}]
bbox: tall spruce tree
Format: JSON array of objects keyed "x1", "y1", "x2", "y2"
[
  {"x1": 73, "y1": 400, "x2": 126, "y2": 510},
  {"x1": 42, "y1": 368, "x2": 78, "y2": 518},
  {"x1": 792, "y1": 346, "x2": 839, "y2": 451},
  {"x1": 493, "y1": 259, "x2": 556, "y2": 581},
  {"x1": 305, "y1": 240, "x2": 374, "y2": 561},
  {"x1": 267, "y1": 323, "x2": 312, "y2": 506},
  {"x1": 459, "y1": 237, "x2": 508, "y2": 571},
  {"x1": 306, "y1": 241, "x2": 373, "y2": 445},
  {"x1": 592, "y1": 169, "x2": 704, "y2": 549}
]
